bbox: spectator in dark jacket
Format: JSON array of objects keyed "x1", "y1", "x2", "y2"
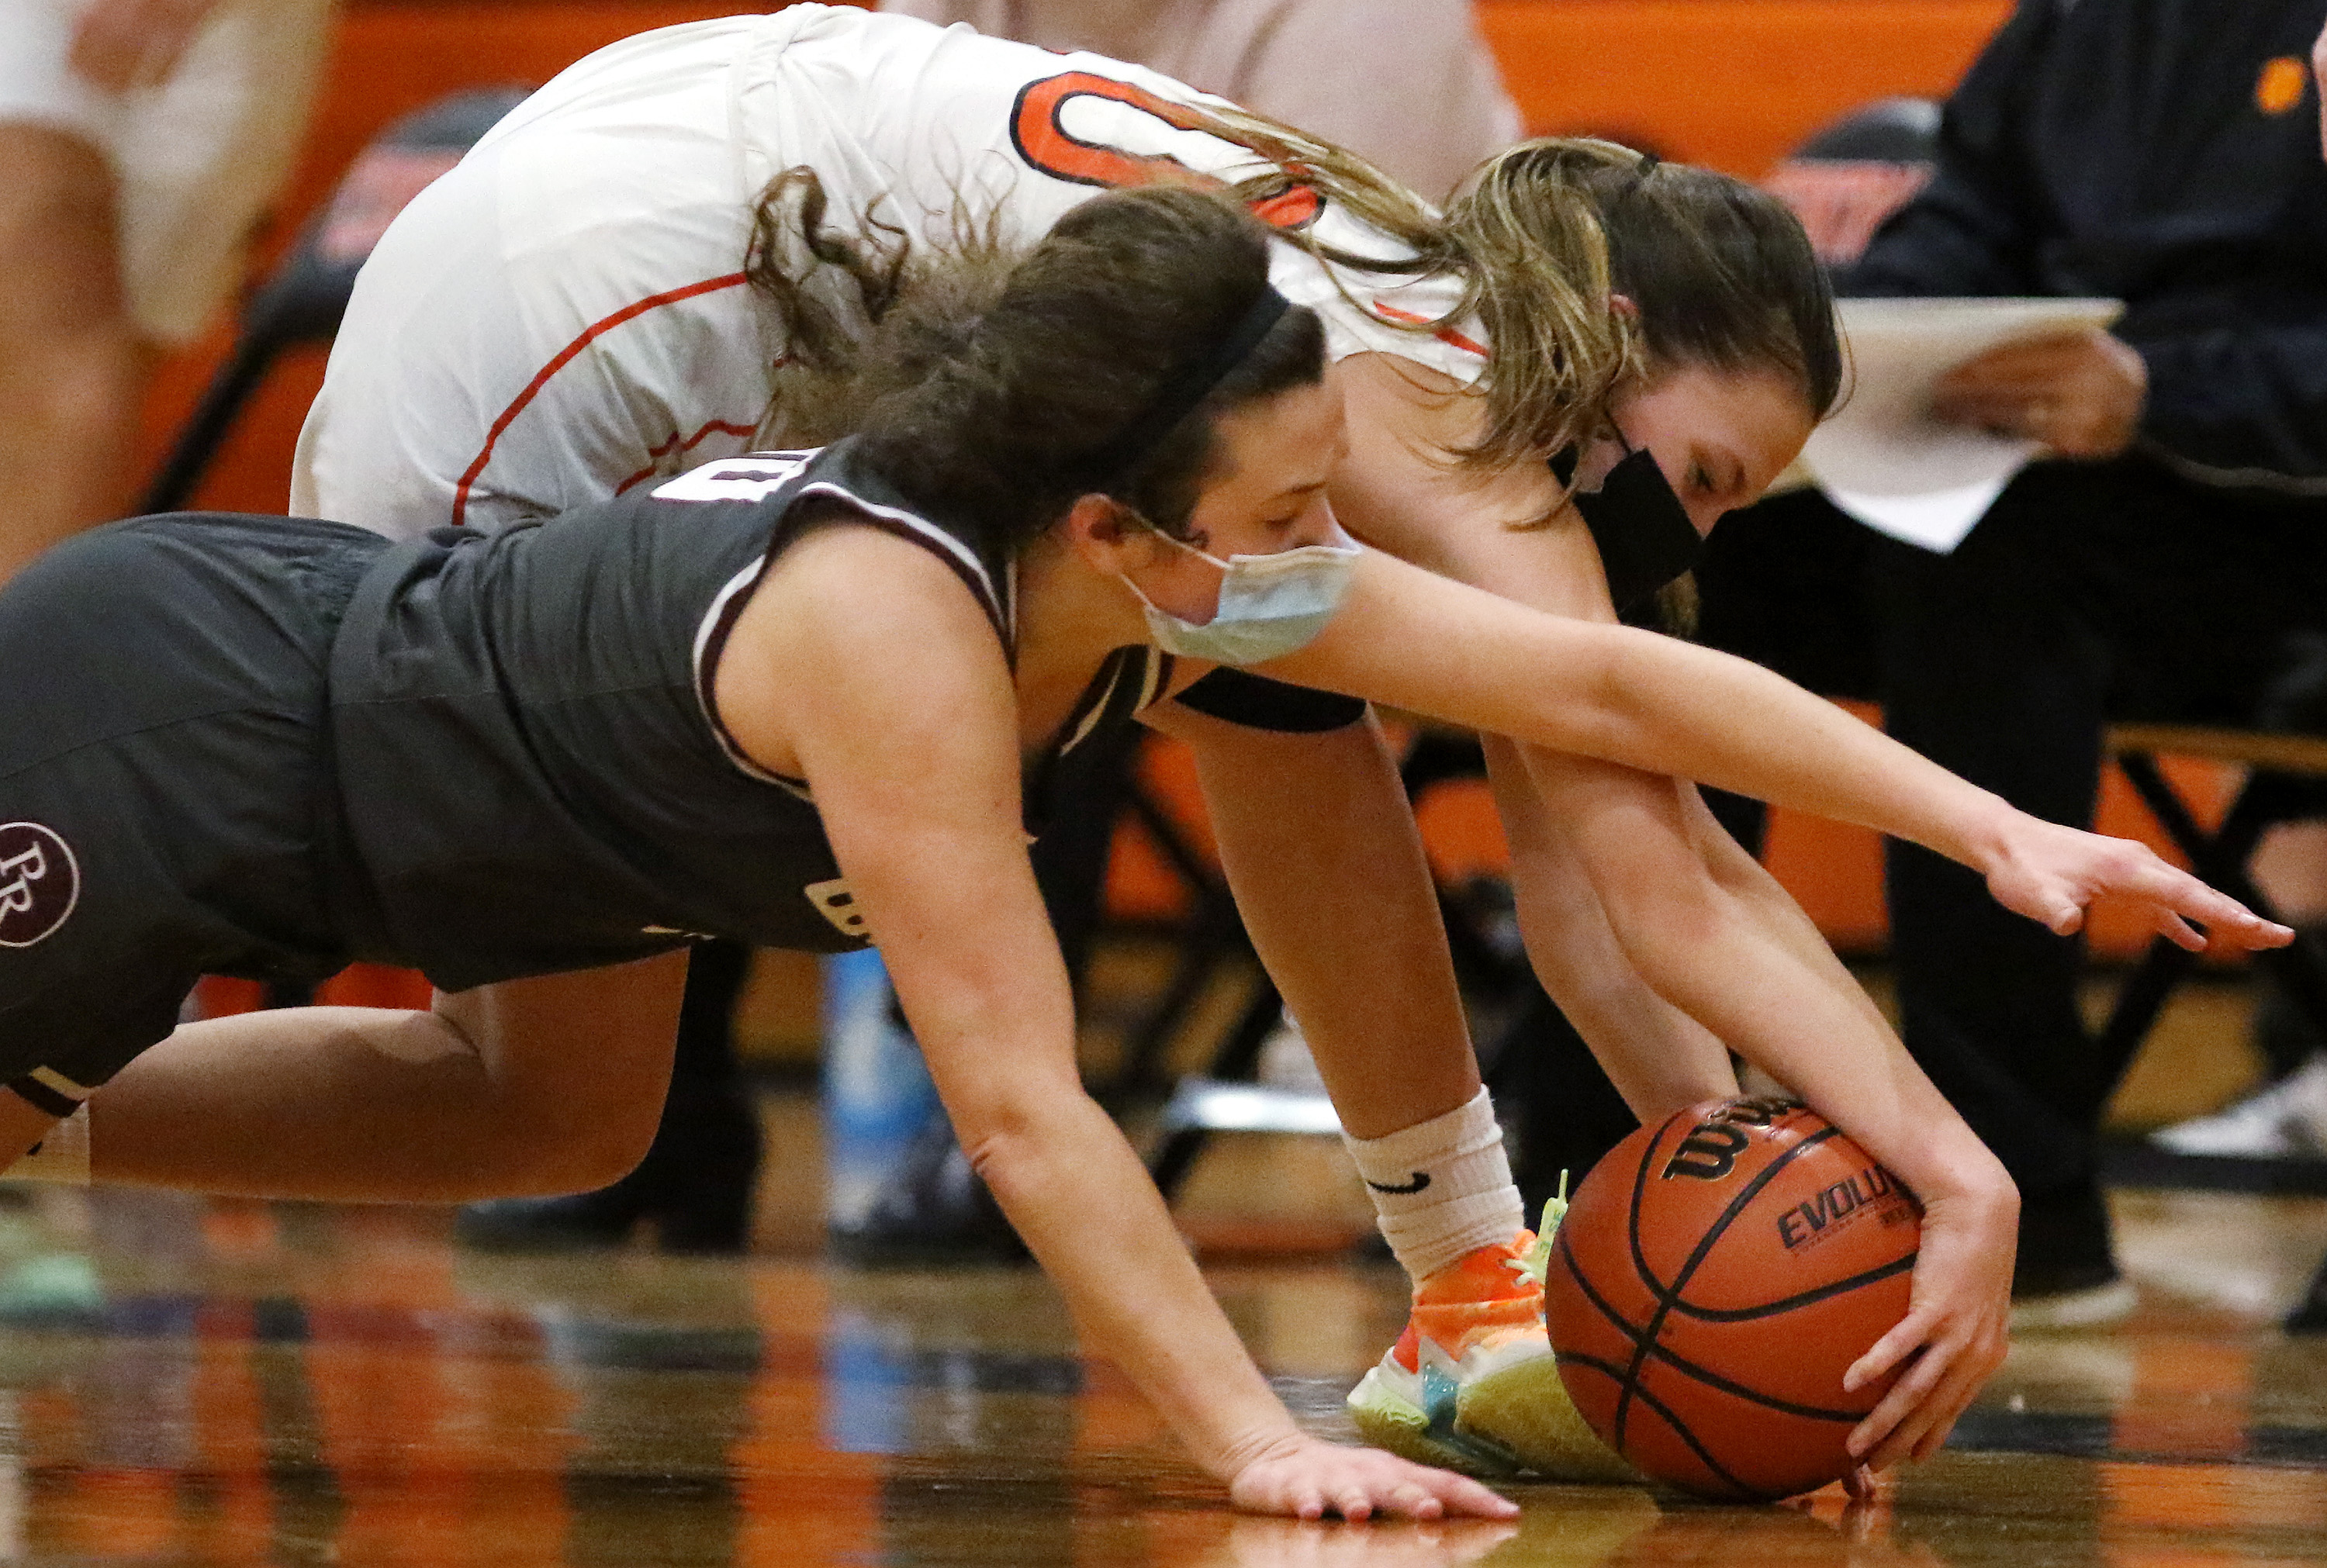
[{"x1": 1696, "y1": 0, "x2": 2327, "y2": 1327}]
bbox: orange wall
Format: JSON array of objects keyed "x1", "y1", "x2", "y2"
[{"x1": 1478, "y1": 0, "x2": 2011, "y2": 177}]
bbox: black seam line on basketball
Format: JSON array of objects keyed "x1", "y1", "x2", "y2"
[
  {"x1": 1666, "y1": 1249, "x2": 1921, "y2": 1323},
  {"x1": 1551, "y1": 1349, "x2": 1765, "y2": 1500},
  {"x1": 1557, "y1": 1223, "x2": 1651, "y2": 1359},
  {"x1": 1613, "y1": 1109, "x2": 1684, "y2": 1451},
  {"x1": 1616, "y1": 1122, "x2": 1844, "y2": 1452},
  {"x1": 1558, "y1": 1221, "x2": 1874, "y2": 1425}
]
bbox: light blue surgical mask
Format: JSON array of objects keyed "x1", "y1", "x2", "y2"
[{"x1": 1120, "y1": 526, "x2": 1361, "y2": 665}]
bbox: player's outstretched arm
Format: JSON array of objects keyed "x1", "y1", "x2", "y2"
[{"x1": 1267, "y1": 551, "x2": 2294, "y2": 957}]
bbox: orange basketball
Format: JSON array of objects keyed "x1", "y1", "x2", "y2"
[{"x1": 1542, "y1": 1097, "x2": 1921, "y2": 1500}]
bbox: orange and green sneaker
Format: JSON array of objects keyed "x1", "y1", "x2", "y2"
[{"x1": 1347, "y1": 1197, "x2": 1642, "y2": 1483}]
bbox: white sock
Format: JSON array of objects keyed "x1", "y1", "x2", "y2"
[
  {"x1": 1342, "y1": 1086, "x2": 1523, "y2": 1283},
  {"x1": 6, "y1": 1102, "x2": 88, "y2": 1185}
]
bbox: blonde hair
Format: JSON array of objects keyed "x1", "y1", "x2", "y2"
[
  {"x1": 1175, "y1": 107, "x2": 1839, "y2": 485},
  {"x1": 1186, "y1": 112, "x2": 1647, "y2": 471},
  {"x1": 744, "y1": 107, "x2": 1839, "y2": 501}
]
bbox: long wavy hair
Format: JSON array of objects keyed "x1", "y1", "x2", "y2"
[
  {"x1": 745, "y1": 111, "x2": 1842, "y2": 522},
  {"x1": 747, "y1": 175, "x2": 1326, "y2": 554},
  {"x1": 1184, "y1": 112, "x2": 1842, "y2": 483}
]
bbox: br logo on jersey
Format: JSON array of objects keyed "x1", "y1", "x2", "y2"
[{"x1": 0, "y1": 824, "x2": 78, "y2": 949}]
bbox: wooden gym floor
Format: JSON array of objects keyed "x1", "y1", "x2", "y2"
[{"x1": 0, "y1": 1137, "x2": 2322, "y2": 1564}]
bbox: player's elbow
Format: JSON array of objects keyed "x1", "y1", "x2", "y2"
[{"x1": 955, "y1": 1082, "x2": 1098, "y2": 1207}]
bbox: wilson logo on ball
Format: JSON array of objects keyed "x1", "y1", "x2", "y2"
[
  {"x1": 0, "y1": 823, "x2": 78, "y2": 948},
  {"x1": 1661, "y1": 1097, "x2": 1807, "y2": 1180},
  {"x1": 1662, "y1": 1124, "x2": 1749, "y2": 1180}
]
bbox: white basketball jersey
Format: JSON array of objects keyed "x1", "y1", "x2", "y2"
[{"x1": 294, "y1": 6, "x2": 1486, "y2": 541}]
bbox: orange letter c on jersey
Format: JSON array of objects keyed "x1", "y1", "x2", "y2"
[{"x1": 1008, "y1": 72, "x2": 1322, "y2": 231}]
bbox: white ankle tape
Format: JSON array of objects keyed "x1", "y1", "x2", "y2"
[
  {"x1": 1343, "y1": 1087, "x2": 1523, "y2": 1282},
  {"x1": 6, "y1": 1102, "x2": 89, "y2": 1185}
]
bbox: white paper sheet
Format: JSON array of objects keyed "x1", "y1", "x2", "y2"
[{"x1": 1801, "y1": 297, "x2": 2125, "y2": 553}]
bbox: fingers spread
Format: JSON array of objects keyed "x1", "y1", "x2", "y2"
[{"x1": 2156, "y1": 910, "x2": 2206, "y2": 952}]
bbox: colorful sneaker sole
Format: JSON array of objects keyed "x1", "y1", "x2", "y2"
[
  {"x1": 1457, "y1": 1351, "x2": 1644, "y2": 1484},
  {"x1": 1347, "y1": 1361, "x2": 1525, "y2": 1478},
  {"x1": 1347, "y1": 1342, "x2": 1643, "y2": 1483}
]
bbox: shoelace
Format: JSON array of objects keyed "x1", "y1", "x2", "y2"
[{"x1": 1507, "y1": 1172, "x2": 1569, "y2": 1290}]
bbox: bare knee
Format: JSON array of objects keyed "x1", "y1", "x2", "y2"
[
  {"x1": 433, "y1": 955, "x2": 689, "y2": 1197},
  {"x1": 497, "y1": 1100, "x2": 664, "y2": 1196}
]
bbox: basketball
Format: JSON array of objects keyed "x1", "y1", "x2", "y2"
[{"x1": 1542, "y1": 1097, "x2": 1922, "y2": 1501}]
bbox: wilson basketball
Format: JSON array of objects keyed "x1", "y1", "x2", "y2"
[{"x1": 1542, "y1": 1097, "x2": 1921, "y2": 1500}]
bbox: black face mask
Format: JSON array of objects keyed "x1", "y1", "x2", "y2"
[{"x1": 1555, "y1": 442, "x2": 1702, "y2": 616}]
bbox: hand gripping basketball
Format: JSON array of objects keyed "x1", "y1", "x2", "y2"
[{"x1": 1542, "y1": 1098, "x2": 1927, "y2": 1501}]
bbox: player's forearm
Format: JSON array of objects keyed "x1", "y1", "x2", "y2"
[
  {"x1": 1572, "y1": 632, "x2": 2018, "y2": 875},
  {"x1": 863, "y1": 856, "x2": 1307, "y2": 1483},
  {"x1": 1284, "y1": 557, "x2": 2024, "y2": 881},
  {"x1": 1675, "y1": 782, "x2": 1898, "y2": 1045},
  {"x1": 1515, "y1": 755, "x2": 2000, "y2": 1201},
  {"x1": 1616, "y1": 903, "x2": 2005, "y2": 1205},
  {"x1": 1508, "y1": 878, "x2": 1740, "y2": 1119},
  {"x1": 959, "y1": 1086, "x2": 1305, "y2": 1480},
  {"x1": 1486, "y1": 742, "x2": 1737, "y2": 1118}
]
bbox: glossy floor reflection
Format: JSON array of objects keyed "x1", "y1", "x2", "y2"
[{"x1": 0, "y1": 1186, "x2": 2321, "y2": 1565}]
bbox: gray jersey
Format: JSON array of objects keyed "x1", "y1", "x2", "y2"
[
  {"x1": 328, "y1": 441, "x2": 1172, "y2": 987},
  {"x1": 0, "y1": 440, "x2": 1357, "y2": 1101},
  {"x1": 0, "y1": 444, "x2": 1160, "y2": 1096}
]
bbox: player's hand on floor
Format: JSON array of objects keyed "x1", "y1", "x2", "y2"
[
  {"x1": 1982, "y1": 816, "x2": 2292, "y2": 955},
  {"x1": 1226, "y1": 1432, "x2": 1519, "y2": 1521},
  {"x1": 1840, "y1": 1181, "x2": 2016, "y2": 1470}
]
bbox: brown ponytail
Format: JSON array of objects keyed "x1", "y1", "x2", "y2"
[{"x1": 749, "y1": 175, "x2": 1326, "y2": 555}]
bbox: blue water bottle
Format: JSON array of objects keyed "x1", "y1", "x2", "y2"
[{"x1": 820, "y1": 949, "x2": 941, "y2": 1232}]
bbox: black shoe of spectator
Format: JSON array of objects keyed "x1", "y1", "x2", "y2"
[
  {"x1": 2007, "y1": 1182, "x2": 2136, "y2": 1328},
  {"x1": 828, "y1": 1119, "x2": 1030, "y2": 1267},
  {"x1": 455, "y1": 1079, "x2": 762, "y2": 1255},
  {"x1": 2011, "y1": 1181, "x2": 2117, "y2": 1290}
]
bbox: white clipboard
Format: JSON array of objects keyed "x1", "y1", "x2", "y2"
[{"x1": 1800, "y1": 297, "x2": 2125, "y2": 553}]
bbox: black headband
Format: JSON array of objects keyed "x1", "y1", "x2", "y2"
[{"x1": 1083, "y1": 284, "x2": 1292, "y2": 489}]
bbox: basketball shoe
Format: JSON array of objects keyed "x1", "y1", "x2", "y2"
[{"x1": 1347, "y1": 1200, "x2": 1642, "y2": 1483}]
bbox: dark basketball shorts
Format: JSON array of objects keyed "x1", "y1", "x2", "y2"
[{"x1": 0, "y1": 513, "x2": 389, "y2": 1109}]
